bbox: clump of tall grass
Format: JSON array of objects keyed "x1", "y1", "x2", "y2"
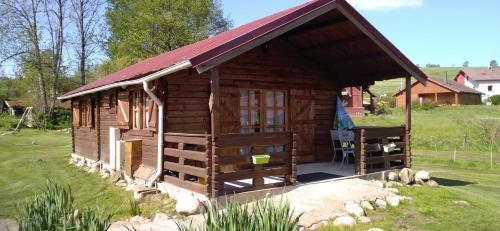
[
  {"x1": 16, "y1": 180, "x2": 113, "y2": 231},
  {"x1": 128, "y1": 199, "x2": 142, "y2": 216},
  {"x1": 177, "y1": 197, "x2": 302, "y2": 231}
]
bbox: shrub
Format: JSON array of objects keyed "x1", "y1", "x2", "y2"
[
  {"x1": 177, "y1": 197, "x2": 302, "y2": 231},
  {"x1": 374, "y1": 101, "x2": 392, "y2": 115},
  {"x1": 17, "y1": 180, "x2": 113, "y2": 231},
  {"x1": 413, "y1": 101, "x2": 439, "y2": 111},
  {"x1": 490, "y1": 95, "x2": 500, "y2": 105},
  {"x1": 0, "y1": 113, "x2": 19, "y2": 129},
  {"x1": 32, "y1": 107, "x2": 71, "y2": 130}
]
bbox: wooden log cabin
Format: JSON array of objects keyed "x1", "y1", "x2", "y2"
[{"x1": 59, "y1": 0, "x2": 428, "y2": 199}]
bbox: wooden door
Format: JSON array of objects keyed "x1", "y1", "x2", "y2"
[
  {"x1": 219, "y1": 86, "x2": 240, "y2": 171},
  {"x1": 290, "y1": 89, "x2": 315, "y2": 163}
]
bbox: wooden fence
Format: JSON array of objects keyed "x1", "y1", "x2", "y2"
[
  {"x1": 212, "y1": 132, "x2": 296, "y2": 196},
  {"x1": 163, "y1": 133, "x2": 212, "y2": 197},
  {"x1": 354, "y1": 126, "x2": 410, "y2": 174}
]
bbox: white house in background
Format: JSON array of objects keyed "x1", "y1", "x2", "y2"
[{"x1": 454, "y1": 67, "x2": 500, "y2": 102}]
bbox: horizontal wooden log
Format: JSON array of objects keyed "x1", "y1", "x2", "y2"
[
  {"x1": 364, "y1": 142, "x2": 405, "y2": 152},
  {"x1": 218, "y1": 166, "x2": 288, "y2": 182},
  {"x1": 164, "y1": 162, "x2": 208, "y2": 178},
  {"x1": 164, "y1": 148, "x2": 208, "y2": 162},
  {"x1": 218, "y1": 152, "x2": 289, "y2": 165},
  {"x1": 358, "y1": 126, "x2": 405, "y2": 139},
  {"x1": 163, "y1": 175, "x2": 207, "y2": 195},
  {"x1": 219, "y1": 182, "x2": 287, "y2": 196},
  {"x1": 216, "y1": 132, "x2": 292, "y2": 148},
  {"x1": 164, "y1": 133, "x2": 210, "y2": 145},
  {"x1": 363, "y1": 154, "x2": 405, "y2": 164}
]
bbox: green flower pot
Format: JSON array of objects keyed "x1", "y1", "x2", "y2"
[{"x1": 252, "y1": 154, "x2": 271, "y2": 165}]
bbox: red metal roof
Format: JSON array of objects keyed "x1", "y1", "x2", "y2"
[{"x1": 62, "y1": 0, "x2": 426, "y2": 98}]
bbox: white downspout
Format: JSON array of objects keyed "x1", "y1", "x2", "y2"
[{"x1": 143, "y1": 81, "x2": 164, "y2": 187}]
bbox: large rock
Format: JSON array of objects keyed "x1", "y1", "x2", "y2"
[
  {"x1": 398, "y1": 168, "x2": 414, "y2": 185},
  {"x1": 372, "y1": 180, "x2": 384, "y2": 188},
  {"x1": 375, "y1": 199, "x2": 387, "y2": 209},
  {"x1": 360, "y1": 201, "x2": 374, "y2": 211},
  {"x1": 333, "y1": 216, "x2": 356, "y2": 227},
  {"x1": 454, "y1": 200, "x2": 470, "y2": 207},
  {"x1": 129, "y1": 216, "x2": 150, "y2": 223},
  {"x1": 386, "y1": 196, "x2": 400, "y2": 207},
  {"x1": 175, "y1": 195, "x2": 203, "y2": 215},
  {"x1": 385, "y1": 188, "x2": 399, "y2": 195},
  {"x1": 386, "y1": 171, "x2": 399, "y2": 181},
  {"x1": 425, "y1": 180, "x2": 439, "y2": 187},
  {"x1": 358, "y1": 216, "x2": 371, "y2": 224},
  {"x1": 153, "y1": 213, "x2": 171, "y2": 224},
  {"x1": 415, "y1": 170, "x2": 431, "y2": 183},
  {"x1": 344, "y1": 201, "x2": 365, "y2": 218}
]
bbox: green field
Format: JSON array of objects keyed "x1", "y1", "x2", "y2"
[
  {"x1": 0, "y1": 129, "x2": 175, "y2": 220},
  {"x1": 371, "y1": 67, "x2": 461, "y2": 95}
]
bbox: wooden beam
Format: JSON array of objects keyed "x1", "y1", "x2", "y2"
[
  {"x1": 300, "y1": 35, "x2": 370, "y2": 50},
  {"x1": 285, "y1": 17, "x2": 349, "y2": 37},
  {"x1": 405, "y1": 75, "x2": 412, "y2": 168},
  {"x1": 209, "y1": 68, "x2": 220, "y2": 197}
]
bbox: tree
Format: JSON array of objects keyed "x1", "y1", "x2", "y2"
[
  {"x1": 1, "y1": 0, "x2": 49, "y2": 113},
  {"x1": 106, "y1": 0, "x2": 231, "y2": 67},
  {"x1": 44, "y1": 0, "x2": 66, "y2": 113},
  {"x1": 462, "y1": 61, "x2": 469, "y2": 67},
  {"x1": 490, "y1": 60, "x2": 498, "y2": 68},
  {"x1": 69, "y1": 0, "x2": 105, "y2": 86},
  {"x1": 0, "y1": 0, "x2": 68, "y2": 114}
]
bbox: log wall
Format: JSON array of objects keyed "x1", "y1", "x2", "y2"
[{"x1": 217, "y1": 38, "x2": 338, "y2": 163}]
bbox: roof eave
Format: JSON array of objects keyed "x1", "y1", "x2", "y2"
[{"x1": 57, "y1": 60, "x2": 192, "y2": 100}]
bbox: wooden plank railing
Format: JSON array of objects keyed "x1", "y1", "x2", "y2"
[
  {"x1": 163, "y1": 133, "x2": 212, "y2": 197},
  {"x1": 213, "y1": 132, "x2": 296, "y2": 196},
  {"x1": 354, "y1": 126, "x2": 409, "y2": 175}
]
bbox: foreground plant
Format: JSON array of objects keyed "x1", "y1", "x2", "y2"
[
  {"x1": 177, "y1": 197, "x2": 302, "y2": 231},
  {"x1": 16, "y1": 180, "x2": 113, "y2": 231}
]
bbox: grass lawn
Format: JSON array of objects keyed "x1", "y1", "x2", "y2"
[
  {"x1": 318, "y1": 158, "x2": 500, "y2": 231},
  {"x1": 0, "y1": 129, "x2": 175, "y2": 220}
]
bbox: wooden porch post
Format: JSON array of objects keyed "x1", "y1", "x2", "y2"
[
  {"x1": 454, "y1": 93, "x2": 459, "y2": 105},
  {"x1": 210, "y1": 68, "x2": 221, "y2": 197},
  {"x1": 405, "y1": 75, "x2": 412, "y2": 168}
]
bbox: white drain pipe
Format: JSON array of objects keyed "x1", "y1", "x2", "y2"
[{"x1": 143, "y1": 81, "x2": 164, "y2": 187}]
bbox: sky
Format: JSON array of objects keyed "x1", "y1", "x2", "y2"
[{"x1": 220, "y1": 0, "x2": 500, "y2": 67}]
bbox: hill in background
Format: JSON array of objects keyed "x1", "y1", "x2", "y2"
[{"x1": 371, "y1": 67, "x2": 461, "y2": 96}]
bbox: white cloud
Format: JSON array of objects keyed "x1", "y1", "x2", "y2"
[{"x1": 347, "y1": 0, "x2": 423, "y2": 11}]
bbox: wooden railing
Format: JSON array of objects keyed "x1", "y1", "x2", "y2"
[
  {"x1": 354, "y1": 126, "x2": 410, "y2": 175},
  {"x1": 213, "y1": 132, "x2": 296, "y2": 196},
  {"x1": 163, "y1": 133, "x2": 212, "y2": 197}
]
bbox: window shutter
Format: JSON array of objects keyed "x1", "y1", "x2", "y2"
[
  {"x1": 86, "y1": 98, "x2": 93, "y2": 127},
  {"x1": 72, "y1": 100, "x2": 80, "y2": 126},
  {"x1": 147, "y1": 98, "x2": 157, "y2": 130},
  {"x1": 117, "y1": 90, "x2": 130, "y2": 127}
]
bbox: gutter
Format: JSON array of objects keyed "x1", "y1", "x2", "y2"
[
  {"x1": 143, "y1": 81, "x2": 164, "y2": 187},
  {"x1": 57, "y1": 61, "x2": 192, "y2": 100}
]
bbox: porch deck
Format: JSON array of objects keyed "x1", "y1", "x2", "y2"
[
  {"x1": 223, "y1": 162, "x2": 356, "y2": 191},
  {"x1": 161, "y1": 125, "x2": 409, "y2": 198}
]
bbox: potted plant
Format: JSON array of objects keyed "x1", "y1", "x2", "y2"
[{"x1": 252, "y1": 154, "x2": 271, "y2": 165}]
